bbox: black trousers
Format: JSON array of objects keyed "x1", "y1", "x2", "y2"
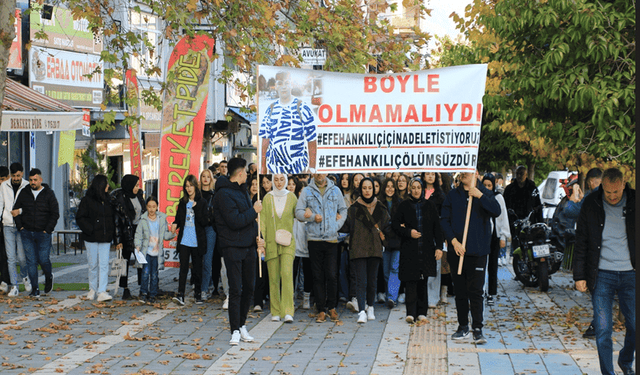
[
  {"x1": 223, "y1": 246, "x2": 257, "y2": 332},
  {"x1": 487, "y1": 233, "x2": 500, "y2": 296},
  {"x1": 352, "y1": 257, "x2": 380, "y2": 311},
  {"x1": 254, "y1": 258, "x2": 269, "y2": 306},
  {"x1": 405, "y1": 276, "x2": 428, "y2": 318},
  {"x1": 308, "y1": 241, "x2": 338, "y2": 313},
  {"x1": 293, "y1": 256, "x2": 313, "y2": 293},
  {"x1": 178, "y1": 245, "x2": 202, "y2": 297},
  {"x1": 0, "y1": 228, "x2": 9, "y2": 284},
  {"x1": 448, "y1": 251, "x2": 487, "y2": 330},
  {"x1": 119, "y1": 224, "x2": 142, "y2": 288},
  {"x1": 210, "y1": 242, "x2": 223, "y2": 293}
]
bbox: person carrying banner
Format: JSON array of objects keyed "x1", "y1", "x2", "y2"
[
  {"x1": 441, "y1": 172, "x2": 500, "y2": 344},
  {"x1": 213, "y1": 158, "x2": 264, "y2": 346},
  {"x1": 295, "y1": 173, "x2": 347, "y2": 323},
  {"x1": 259, "y1": 71, "x2": 317, "y2": 175}
]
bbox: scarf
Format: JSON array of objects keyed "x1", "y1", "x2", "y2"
[
  {"x1": 408, "y1": 177, "x2": 424, "y2": 203},
  {"x1": 269, "y1": 174, "x2": 290, "y2": 218},
  {"x1": 356, "y1": 196, "x2": 377, "y2": 215},
  {"x1": 359, "y1": 177, "x2": 376, "y2": 204},
  {"x1": 121, "y1": 175, "x2": 139, "y2": 199}
]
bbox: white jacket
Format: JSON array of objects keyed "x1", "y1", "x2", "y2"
[
  {"x1": 492, "y1": 194, "x2": 511, "y2": 242},
  {"x1": 0, "y1": 179, "x2": 28, "y2": 227}
]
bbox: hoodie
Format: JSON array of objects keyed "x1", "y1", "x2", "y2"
[{"x1": 212, "y1": 175, "x2": 258, "y2": 250}]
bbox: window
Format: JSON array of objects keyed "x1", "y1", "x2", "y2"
[{"x1": 130, "y1": 11, "x2": 161, "y2": 78}]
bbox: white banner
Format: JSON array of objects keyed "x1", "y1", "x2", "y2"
[
  {"x1": 30, "y1": 47, "x2": 103, "y2": 88},
  {"x1": 1, "y1": 111, "x2": 84, "y2": 132},
  {"x1": 258, "y1": 65, "x2": 487, "y2": 174}
]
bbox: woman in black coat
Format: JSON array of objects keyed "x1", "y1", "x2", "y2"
[
  {"x1": 392, "y1": 178, "x2": 444, "y2": 323},
  {"x1": 171, "y1": 174, "x2": 209, "y2": 305},
  {"x1": 380, "y1": 178, "x2": 403, "y2": 308},
  {"x1": 76, "y1": 175, "x2": 117, "y2": 302}
]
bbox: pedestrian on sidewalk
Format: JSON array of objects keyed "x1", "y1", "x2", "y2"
[
  {"x1": 213, "y1": 158, "x2": 263, "y2": 345},
  {"x1": 295, "y1": 173, "x2": 347, "y2": 323},
  {"x1": 291, "y1": 178, "x2": 312, "y2": 309},
  {"x1": 76, "y1": 175, "x2": 116, "y2": 302},
  {"x1": 339, "y1": 177, "x2": 389, "y2": 324},
  {"x1": 199, "y1": 169, "x2": 221, "y2": 302},
  {"x1": 423, "y1": 172, "x2": 446, "y2": 308},
  {"x1": 0, "y1": 166, "x2": 10, "y2": 293},
  {"x1": 171, "y1": 175, "x2": 208, "y2": 306},
  {"x1": 573, "y1": 168, "x2": 635, "y2": 375},
  {"x1": 13, "y1": 169, "x2": 59, "y2": 298},
  {"x1": 380, "y1": 178, "x2": 402, "y2": 308},
  {"x1": 134, "y1": 196, "x2": 175, "y2": 303},
  {"x1": 441, "y1": 172, "x2": 500, "y2": 344},
  {"x1": 260, "y1": 174, "x2": 297, "y2": 323},
  {"x1": 0, "y1": 163, "x2": 29, "y2": 297},
  {"x1": 253, "y1": 174, "x2": 273, "y2": 312},
  {"x1": 111, "y1": 175, "x2": 146, "y2": 300},
  {"x1": 392, "y1": 178, "x2": 444, "y2": 324}
]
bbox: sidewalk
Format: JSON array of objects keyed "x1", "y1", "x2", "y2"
[{"x1": 0, "y1": 252, "x2": 628, "y2": 374}]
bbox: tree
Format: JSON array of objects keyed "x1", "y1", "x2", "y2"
[{"x1": 0, "y1": 0, "x2": 17, "y2": 126}]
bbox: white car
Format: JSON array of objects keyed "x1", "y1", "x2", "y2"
[{"x1": 537, "y1": 170, "x2": 577, "y2": 220}]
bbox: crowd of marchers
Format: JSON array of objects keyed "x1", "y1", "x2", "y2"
[{"x1": 0, "y1": 161, "x2": 633, "y2": 375}]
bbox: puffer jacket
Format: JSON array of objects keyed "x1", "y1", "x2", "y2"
[
  {"x1": 295, "y1": 178, "x2": 348, "y2": 241},
  {"x1": 0, "y1": 179, "x2": 28, "y2": 227},
  {"x1": 110, "y1": 188, "x2": 146, "y2": 248},
  {"x1": 13, "y1": 184, "x2": 59, "y2": 233},
  {"x1": 134, "y1": 211, "x2": 176, "y2": 269},
  {"x1": 213, "y1": 176, "x2": 258, "y2": 250},
  {"x1": 76, "y1": 193, "x2": 117, "y2": 244}
]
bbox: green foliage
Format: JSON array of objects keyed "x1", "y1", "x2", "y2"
[{"x1": 71, "y1": 145, "x2": 117, "y2": 198}]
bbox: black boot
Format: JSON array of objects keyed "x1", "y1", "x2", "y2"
[{"x1": 122, "y1": 288, "x2": 132, "y2": 300}]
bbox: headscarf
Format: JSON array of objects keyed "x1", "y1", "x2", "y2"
[
  {"x1": 356, "y1": 177, "x2": 377, "y2": 214},
  {"x1": 482, "y1": 173, "x2": 496, "y2": 193},
  {"x1": 121, "y1": 175, "x2": 139, "y2": 199},
  {"x1": 408, "y1": 177, "x2": 424, "y2": 203},
  {"x1": 269, "y1": 174, "x2": 290, "y2": 218}
]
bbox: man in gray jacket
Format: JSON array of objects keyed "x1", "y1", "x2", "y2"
[{"x1": 295, "y1": 173, "x2": 347, "y2": 322}]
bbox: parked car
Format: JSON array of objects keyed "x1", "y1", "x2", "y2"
[{"x1": 537, "y1": 170, "x2": 577, "y2": 220}]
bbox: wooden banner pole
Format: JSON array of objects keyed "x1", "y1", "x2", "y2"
[{"x1": 458, "y1": 172, "x2": 476, "y2": 275}]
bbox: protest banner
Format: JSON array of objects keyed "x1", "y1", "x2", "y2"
[
  {"x1": 159, "y1": 34, "x2": 215, "y2": 267},
  {"x1": 125, "y1": 69, "x2": 143, "y2": 190},
  {"x1": 257, "y1": 65, "x2": 487, "y2": 174}
]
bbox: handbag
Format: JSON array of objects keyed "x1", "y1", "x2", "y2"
[
  {"x1": 272, "y1": 197, "x2": 292, "y2": 247},
  {"x1": 109, "y1": 248, "x2": 128, "y2": 277}
]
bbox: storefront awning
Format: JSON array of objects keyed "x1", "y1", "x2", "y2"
[{"x1": 1, "y1": 78, "x2": 83, "y2": 131}]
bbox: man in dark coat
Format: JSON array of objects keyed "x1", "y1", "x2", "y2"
[
  {"x1": 441, "y1": 172, "x2": 500, "y2": 345},
  {"x1": 573, "y1": 168, "x2": 635, "y2": 375},
  {"x1": 213, "y1": 158, "x2": 263, "y2": 346},
  {"x1": 503, "y1": 165, "x2": 542, "y2": 222},
  {"x1": 13, "y1": 169, "x2": 59, "y2": 297}
]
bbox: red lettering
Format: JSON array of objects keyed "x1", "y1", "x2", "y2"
[
  {"x1": 368, "y1": 105, "x2": 382, "y2": 122},
  {"x1": 364, "y1": 77, "x2": 377, "y2": 93},
  {"x1": 461, "y1": 104, "x2": 472, "y2": 121},
  {"x1": 318, "y1": 104, "x2": 332, "y2": 122},
  {"x1": 435, "y1": 104, "x2": 441, "y2": 122},
  {"x1": 477, "y1": 103, "x2": 482, "y2": 121},
  {"x1": 421, "y1": 104, "x2": 433, "y2": 122},
  {"x1": 380, "y1": 77, "x2": 394, "y2": 93},
  {"x1": 428, "y1": 74, "x2": 439, "y2": 92},
  {"x1": 397, "y1": 75, "x2": 410, "y2": 93},
  {"x1": 444, "y1": 103, "x2": 457, "y2": 121},
  {"x1": 405, "y1": 104, "x2": 418, "y2": 122},
  {"x1": 336, "y1": 104, "x2": 348, "y2": 122},
  {"x1": 351, "y1": 104, "x2": 366, "y2": 122},
  {"x1": 414, "y1": 74, "x2": 425, "y2": 93},
  {"x1": 386, "y1": 104, "x2": 401, "y2": 122}
]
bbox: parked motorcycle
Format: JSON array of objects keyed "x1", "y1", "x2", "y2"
[{"x1": 509, "y1": 206, "x2": 563, "y2": 292}]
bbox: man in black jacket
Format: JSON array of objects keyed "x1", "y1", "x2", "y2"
[
  {"x1": 573, "y1": 168, "x2": 635, "y2": 375},
  {"x1": 503, "y1": 166, "x2": 542, "y2": 223},
  {"x1": 13, "y1": 169, "x2": 59, "y2": 298},
  {"x1": 213, "y1": 158, "x2": 263, "y2": 346}
]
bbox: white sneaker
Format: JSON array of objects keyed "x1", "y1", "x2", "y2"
[
  {"x1": 8, "y1": 286, "x2": 18, "y2": 297},
  {"x1": 97, "y1": 292, "x2": 112, "y2": 302},
  {"x1": 377, "y1": 292, "x2": 386, "y2": 304},
  {"x1": 253, "y1": 305, "x2": 262, "y2": 312},
  {"x1": 86, "y1": 290, "x2": 96, "y2": 300},
  {"x1": 366, "y1": 306, "x2": 375, "y2": 321},
  {"x1": 284, "y1": 315, "x2": 293, "y2": 323},
  {"x1": 239, "y1": 325, "x2": 254, "y2": 342},
  {"x1": 346, "y1": 297, "x2": 359, "y2": 313},
  {"x1": 23, "y1": 277, "x2": 31, "y2": 293},
  {"x1": 223, "y1": 296, "x2": 229, "y2": 310},
  {"x1": 229, "y1": 330, "x2": 241, "y2": 346},
  {"x1": 398, "y1": 293, "x2": 406, "y2": 304},
  {"x1": 357, "y1": 311, "x2": 367, "y2": 324},
  {"x1": 302, "y1": 292, "x2": 311, "y2": 309},
  {"x1": 417, "y1": 314, "x2": 428, "y2": 322},
  {"x1": 271, "y1": 315, "x2": 281, "y2": 322},
  {"x1": 0, "y1": 281, "x2": 8, "y2": 293}
]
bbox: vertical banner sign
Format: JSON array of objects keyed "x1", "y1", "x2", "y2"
[
  {"x1": 125, "y1": 70, "x2": 143, "y2": 189},
  {"x1": 159, "y1": 35, "x2": 215, "y2": 267},
  {"x1": 258, "y1": 65, "x2": 488, "y2": 174},
  {"x1": 8, "y1": 9, "x2": 22, "y2": 70}
]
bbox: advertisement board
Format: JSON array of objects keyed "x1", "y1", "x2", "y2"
[
  {"x1": 8, "y1": 9, "x2": 22, "y2": 70},
  {"x1": 30, "y1": 6, "x2": 103, "y2": 55}
]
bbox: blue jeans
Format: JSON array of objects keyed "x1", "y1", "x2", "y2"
[
  {"x1": 140, "y1": 254, "x2": 159, "y2": 297},
  {"x1": 593, "y1": 270, "x2": 635, "y2": 375},
  {"x1": 4, "y1": 226, "x2": 27, "y2": 286},
  {"x1": 20, "y1": 230, "x2": 52, "y2": 292},
  {"x1": 201, "y1": 226, "x2": 217, "y2": 293},
  {"x1": 382, "y1": 249, "x2": 400, "y2": 302},
  {"x1": 86, "y1": 242, "x2": 110, "y2": 293},
  {"x1": 338, "y1": 248, "x2": 350, "y2": 300}
]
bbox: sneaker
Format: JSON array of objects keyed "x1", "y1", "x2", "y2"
[
  {"x1": 618, "y1": 358, "x2": 636, "y2": 375},
  {"x1": 86, "y1": 290, "x2": 96, "y2": 301},
  {"x1": 377, "y1": 293, "x2": 386, "y2": 304},
  {"x1": 239, "y1": 325, "x2": 254, "y2": 342},
  {"x1": 486, "y1": 295, "x2": 495, "y2": 306},
  {"x1": 97, "y1": 292, "x2": 112, "y2": 302},
  {"x1": 138, "y1": 294, "x2": 147, "y2": 303},
  {"x1": 583, "y1": 323, "x2": 595, "y2": 338},
  {"x1": 122, "y1": 288, "x2": 132, "y2": 300},
  {"x1": 8, "y1": 286, "x2": 19, "y2": 297},
  {"x1": 0, "y1": 281, "x2": 8, "y2": 293},
  {"x1": 284, "y1": 315, "x2": 293, "y2": 323},
  {"x1": 253, "y1": 305, "x2": 262, "y2": 312},
  {"x1": 29, "y1": 290, "x2": 41, "y2": 299},
  {"x1": 195, "y1": 296, "x2": 204, "y2": 305},
  {"x1": 201, "y1": 292, "x2": 208, "y2": 301},
  {"x1": 328, "y1": 308, "x2": 339, "y2": 322},
  {"x1": 223, "y1": 296, "x2": 229, "y2": 310},
  {"x1": 229, "y1": 330, "x2": 241, "y2": 346},
  {"x1": 366, "y1": 306, "x2": 375, "y2": 321},
  {"x1": 452, "y1": 326, "x2": 470, "y2": 340},
  {"x1": 417, "y1": 315, "x2": 428, "y2": 322},
  {"x1": 398, "y1": 293, "x2": 406, "y2": 304},
  {"x1": 346, "y1": 297, "x2": 359, "y2": 313},
  {"x1": 386, "y1": 298, "x2": 395, "y2": 309},
  {"x1": 405, "y1": 315, "x2": 414, "y2": 324},
  {"x1": 272, "y1": 315, "x2": 281, "y2": 322},
  {"x1": 357, "y1": 311, "x2": 367, "y2": 324},
  {"x1": 302, "y1": 292, "x2": 311, "y2": 309},
  {"x1": 44, "y1": 273, "x2": 54, "y2": 294},
  {"x1": 173, "y1": 295, "x2": 185, "y2": 306},
  {"x1": 148, "y1": 296, "x2": 156, "y2": 304},
  {"x1": 315, "y1": 311, "x2": 326, "y2": 323},
  {"x1": 23, "y1": 277, "x2": 32, "y2": 293},
  {"x1": 473, "y1": 328, "x2": 487, "y2": 344}
]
